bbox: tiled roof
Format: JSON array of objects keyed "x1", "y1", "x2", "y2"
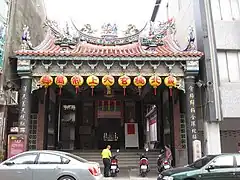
[{"x1": 15, "y1": 31, "x2": 204, "y2": 58}]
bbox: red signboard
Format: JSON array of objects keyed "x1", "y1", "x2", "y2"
[
  {"x1": 127, "y1": 123, "x2": 135, "y2": 135},
  {"x1": 7, "y1": 134, "x2": 27, "y2": 158}
]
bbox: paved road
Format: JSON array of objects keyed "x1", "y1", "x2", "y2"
[{"x1": 102, "y1": 168, "x2": 158, "y2": 180}]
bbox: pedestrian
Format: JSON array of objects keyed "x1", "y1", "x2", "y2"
[
  {"x1": 165, "y1": 144, "x2": 173, "y2": 166},
  {"x1": 101, "y1": 145, "x2": 112, "y2": 177}
]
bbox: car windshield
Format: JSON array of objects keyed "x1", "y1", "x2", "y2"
[
  {"x1": 188, "y1": 155, "x2": 216, "y2": 169},
  {"x1": 64, "y1": 153, "x2": 88, "y2": 163}
]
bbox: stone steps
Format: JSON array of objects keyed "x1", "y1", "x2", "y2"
[{"x1": 70, "y1": 150, "x2": 160, "y2": 168}]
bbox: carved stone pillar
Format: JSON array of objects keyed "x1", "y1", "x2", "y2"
[
  {"x1": 185, "y1": 75, "x2": 198, "y2": 164},
  {"x1": 18, "y1": 75, "x2": 32, "y2": 149}
]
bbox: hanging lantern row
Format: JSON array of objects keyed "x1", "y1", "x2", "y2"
[{"x1": 39, "y1": 74, "x2": 177, "y2": 96}]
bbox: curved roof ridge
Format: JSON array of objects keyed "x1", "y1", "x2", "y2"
[
  {"x1": 162, "y1": 34, "x2": 182, "y2": 52},
  {"x1": 34, "y1": 29, "x2": 55, "y2": 51}
]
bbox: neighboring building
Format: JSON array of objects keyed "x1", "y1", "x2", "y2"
[
  {"x1": 0, "y1": 0, "x2": 8, "y2": 72},
  {"x1": 0, "y1": 0, "x2": 46, "y2": 155},
  {"x1": 158, "y1": 0, "x2": 240, "y2": 156},
  {"x1": 0, "y1": 0, "x2": 8, "y2": 157}
]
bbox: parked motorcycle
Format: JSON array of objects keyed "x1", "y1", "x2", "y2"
[
  {"x1": 157, "y1": 149, "x2": 171, "y2": 173},
  {"x1": 138, "y1": 148, "x2": 150, "y2": 177},
  {"x1": 110, "y1": 149, "x2": 120, "y2": 177},
  {"x1": 157, "y1": 149, "x2": 165, "y2": 173}
]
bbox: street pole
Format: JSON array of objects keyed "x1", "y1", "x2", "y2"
[{"x1": 197, "y1": 0, "x2": 222, "y2": 154}]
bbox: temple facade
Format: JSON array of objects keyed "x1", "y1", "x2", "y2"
[{"x1": 12, "y1": 19, "x2": 203, "y2": 164}]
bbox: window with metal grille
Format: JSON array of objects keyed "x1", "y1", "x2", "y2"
[{"x1": 29, "y1": 113, "x2": 37, "y2": 150}]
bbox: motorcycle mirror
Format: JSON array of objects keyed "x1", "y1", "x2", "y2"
[{"x1": 116, "y1": 149, "x2": 119, "y2": 153}]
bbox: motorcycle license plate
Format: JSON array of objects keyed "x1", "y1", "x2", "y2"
[
  {"x1": 111, "y1": 165, "x2": 117, "y2": 169},
  {"x1": 164, "y1": 164, "x2": 170, "y2": 169},
  {"x1": 141, "y1": 165, "x2": 147, "y2": 170}
]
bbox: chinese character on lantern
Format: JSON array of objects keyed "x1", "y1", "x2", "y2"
[
  {"x1": 55, "y1": 75, "x2": 68, "y2": 95},
  {"x1": 118, "y1": 75, "x2": 131, "y2": 96},
  {"x1": 70, "y1": 75, "x2": 84, "y2": 94},
  {"x1": 149, "y1": 75, "x2": 162, "y2": 95},
  {"x1": 39, "y1": 75, "x2": 53, "y2": 94},
  {"x1": 86, "y1": 75, "x2": 99, "y2": 96},
  {"x1": 102, "y1": 74, "x2": 115, "y2": 95},
  {"x1": 133, "y1": 75, "x2": 146, "y2": 95},
  {"x1": 164, "y1": 75, "x2": 177, "y2": 96}
]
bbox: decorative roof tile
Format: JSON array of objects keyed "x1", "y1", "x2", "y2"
[
  {"x1": 15, "y1": 32, "x2": 203, "y2": 58},
  {"x1": 15, "y1": 20, "x2": 204, "y2": 58}
]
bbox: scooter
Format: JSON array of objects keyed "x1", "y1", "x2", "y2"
[
  {"x1": 157, "y1": 149, "x2": 171, "y2": 173},
  {"x1": 110, "y1": 149, "x2": 120, "y2": 177},
  {"x1": 160, "y1": 159, "x2": 171, "y2": 172},
  {"x1": 139, "y1": 148, "x2": 150, "y2": 177},
  {"x1": 157, "y1": 149, "x2": 165, "y2": 173}
]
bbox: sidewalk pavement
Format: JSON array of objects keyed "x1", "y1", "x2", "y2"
[{"x1": 102, "y1": 168, "x2": 158, "y2": 180}]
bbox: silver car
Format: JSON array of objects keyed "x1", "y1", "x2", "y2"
[{"x1": 0, "y1": 150, "x2": 103, "y2": 180}]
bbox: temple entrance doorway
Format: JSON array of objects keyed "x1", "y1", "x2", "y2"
[{"x1": 97, "y1": 118, "x2": 122, "y2": 149}]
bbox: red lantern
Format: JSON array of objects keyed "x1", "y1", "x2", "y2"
[
  {"x1": 133, "y1": 75, "x2": 146, "y2": 95},
  {"x1": 149, "y1": 75, "x2": 162, "y2": 95},
  {"x1": 39, "y1": 75, "x2": 53, "y2": 94},
  {"x1": 86, "y1": 75, "x2": 99, "y2": 96},
  {"x1": 102, "y1": 74, "x2": 115, "y2": 95},
  {"x1": 55, "y1": 75, "x2": 68, "y2": 95},
  {"x1": 164, "y1": 75, "x2": 177, "y2": 96},
  {"x1": 118, "y1": 75, "x2": 131, "y2": 96},
  {"x1": 70, "y1": 75, "x2": 84, "y2": 94}
]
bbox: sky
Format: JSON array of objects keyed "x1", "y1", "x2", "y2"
[{"x1": 44, "y1": 0, "x2": 159, "y2": 35}]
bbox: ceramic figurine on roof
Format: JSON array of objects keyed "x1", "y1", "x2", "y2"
[
  {"x1": 185, "y1": 26, "x2": 196, "y2": 51},
  {"x1": 123, "y1": 24, "x2": 139, "y2": 36},
  {"x1": 43, "y1": 19, "x2": 77, "y2": 48},
  {"x1": 71, "y1": 19, "x2": 146, "y2": 45},
  {"x1": 80, "y1": 24, "x2": 97, "y2": 35},
  {"x1": 44, "y1": 19, "x2": 62, "y2": 38},
  {"x1": 101, "y1": 23, "x2": 118, "y2": 38},
  {"x1": 140, "y1": 19, "x2": 177, "y2": 48},
  {"x1": 21, "y1": 25, "x2": 33, "y2": 50},
  {"x1": 55, "y1": 22, "x2": 77, "y2": 48}
]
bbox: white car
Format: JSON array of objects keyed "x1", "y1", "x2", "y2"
[{"x1": 0, "y1": 150, "x2": 103, "y2": 180}]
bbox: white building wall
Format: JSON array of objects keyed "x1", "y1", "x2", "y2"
[
  {"x1": 160, "y1": 0, "x2": 240, "y2": 154},
  {"x1": 211, "y1": 1, "x2": 240, "y2": 120}
]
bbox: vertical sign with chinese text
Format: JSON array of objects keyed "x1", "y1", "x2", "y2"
[{"x1": 188, "y1": 85, "x2": 198, "y2": 141}]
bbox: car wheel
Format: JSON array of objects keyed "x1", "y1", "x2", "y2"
[{"x1": 58, "y1": 175, "x2": 75, "y2": 180}]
